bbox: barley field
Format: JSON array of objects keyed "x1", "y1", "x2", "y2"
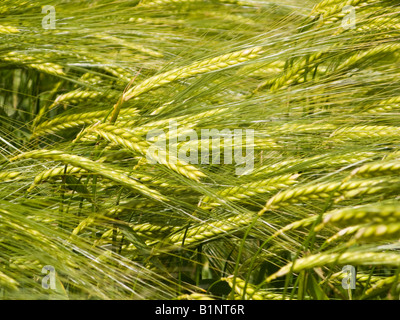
[{"x1": 1, "y1": 0, "x2": 400, "y2": 300}]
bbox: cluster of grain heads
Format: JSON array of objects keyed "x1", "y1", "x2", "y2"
[
  {"x1": 256, "y1": 50, "x2": 328, "y2": 93},
  {"x1": 32, "y1": 107, "x2": 140, "y2": 138},
  {"x1": 83, "y1": 123, "x2": 206, "y2": 181},
  {"x1": 10, "y1": 150, "x2": 167, "y2": 201},
  {"x1": 1, "y1": 52, "x2": 65, "y2": 76}
]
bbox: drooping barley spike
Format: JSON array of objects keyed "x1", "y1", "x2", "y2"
[
  {"x1": 166, "y1": 213, "x2": 253, "y2": 246},
  {"x1": 350, "y1": 160, "x2": 400, "y2": 178},
  {"x1": 131, "y1": 223, "x2": 180, "y2": 236},
  {"x1": 352, "y1": 222, "x2": 400, "y2": 243},
  {"x1": 242, "y1": 60, "x2": 285, "y2": 78},
  {"x1": 311, "y1": 0, "x2": 381, "y2": 22},
  {"x1": 272, "y1": 216, "x2": 318, "y2": 238},
  {"x1": 310, "y1": 0, "x2": 344, "y2": 17},
  {"x1": 222, "y1": 276, "x2": 290, "y2": 300},
  {"x1": 363, "y1": 275, "x2": 398, "y2": 299},
  {"x1": 1, "y1": 52, "x2": 64, "y2": 76},
  {"x1": 330, "y1": 125, "x2": 400, "y2": 141},
  {"x1": 73, "y1": 214, "x2": 175, "y2": 237},
  {"x1": 318, "y1": 202, "x2": 400, "y2": 230},
  {"x1": 365, "y1": 96, "x2": 400, "y2": 114},
  {"x1": 266, "y1": 251, "x2": 400, "y2": 283},
  {"x1": 72, "y1": 216, "x2": 97, "y2": 236},
  {"x1": 259, "y1": 178, "x2": 386, "y2": 215},
  {"x1": 334, "y1": 181, "x2": 398, "y2": 204},
  {"x1": 50, "y1": 90, "x2": 120, "y2": 108},
  {"x1": 336, "y1": 43, "x2": 400, "y2": 72},
  {"x1": 201, "y1": 174, "x2": 299, "y2": 209},
  {"x1": 323, "y1": 271, "x2": 382, "y2": 286},
  {"x1": 129, "y1": 107, "x2": 228, "y2": 137},
  {"x1": 0, "y1": 171, "x2": 21, "y2": 182},
  {"x1": 10, "y1": 150, "x2": 167, "y2": 201},
  {"x1": 251, "y1": 151, "x2": 374, "y2": 177},
  {"x1": 94, "y1": 34, "x2": 164, "y2": 58},
  {"x1": 133, "y1": 173, "x2": 177, "y2": 188},
  {"x1": 325, "y1": 225, "x2": 363, "y2": 244},
  {"x1": 177, "y1": 293, "x2": 215, "y2": 300},
  {"x1": 256, "y1": 48, "x2": 330, "y2": 93},
  {"x1": 32, "y1": 107, "x2": 139, "y2": 138},
  {"x1": 33, "y1": 116, "x2": 103, "y2": 138},
  {"x1": 357, "y1": 21, "x2": 400, "y2": 35},
  {"x1": 85, "y1": 123, "x2": 206, "y2": 181},
  {"x1": 85, "y1": 123, "x2": 150, "y2": 154},
  {"x1": 104, "y1": 200, "x2": 159, "y2": 217},
  {"x1": 28, "y1": 166, "x2": 86, "y2": 192},
  {"x1": 123, "y1": 46, "x2": 262, "y2": 101}
]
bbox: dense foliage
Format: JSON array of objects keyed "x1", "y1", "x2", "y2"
[{"x1": 1, "y1": 0, "x2": 400, "y2": 300}]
